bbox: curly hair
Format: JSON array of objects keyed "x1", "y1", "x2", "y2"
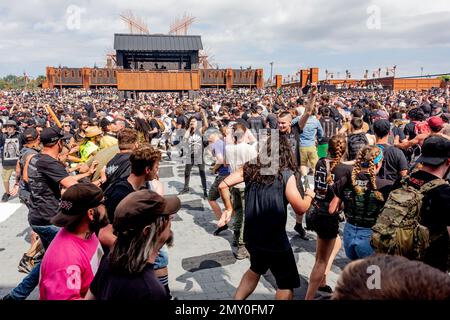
[
  {"x1": 351, "y1": 145, "x2": 384, "y2": 201},
  {"x1": 243, "y1": 133, "x2": 297, "y2": 185},
  {"x1": 327, "y1": 134, "x2": 347, "y2": 184},
  {"x1": 130, "y1": 145, "x2": 162, "y2": 176}
]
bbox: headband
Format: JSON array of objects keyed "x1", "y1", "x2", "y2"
[{"x1": 361, "y1": 147, "x2": 383, "y2": 168}]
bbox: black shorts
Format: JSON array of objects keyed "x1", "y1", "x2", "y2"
[
  {"x1": 246, "y1": 246, "x2": 300, "y2": 290},
  {"x1": 208, "y1": 175, "x2": 227, "y2": 201},
  {"x1": 305, "y1": 204, "x2": 339, "y2": 240},
  {"x1": 314, "y1": 214, "x2": 339, "y2": 240}
]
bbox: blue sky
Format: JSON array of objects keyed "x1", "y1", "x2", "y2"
[{"x1": 0, "y1": 0, "x2": 449, "y2": 80}]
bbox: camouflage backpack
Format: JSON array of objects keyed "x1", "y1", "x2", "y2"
[{"x1": 371, "y1": 178, "x2": 447, "y2": 260}]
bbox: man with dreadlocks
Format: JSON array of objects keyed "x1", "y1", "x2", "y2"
[
  {"x1": 329, "y1": 145, "x2": 393, "y2": 260},
  {"x1": 305, "y1": 134, "x2": 352, "y2": 299}
]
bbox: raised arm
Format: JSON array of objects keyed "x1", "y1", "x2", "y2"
[
  {"x1": 200, "y1": 109, "x2": 208, "y2": 133},
  {"x1": 298, "y1": 84, "x2": 318, "y2": 131}
]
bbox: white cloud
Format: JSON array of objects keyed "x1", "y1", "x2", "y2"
[{"x1": 0, "y1": 0, "x2": 449, "y2": 78}]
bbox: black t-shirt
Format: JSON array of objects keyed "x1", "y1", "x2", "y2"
[
  {"x1": 176, "y1": 115, "x2": 188, "y2": 129},
  {"x1": 314, "y1": 158, "x2": 352, "y2": 203},
  {"x1": 329, "y1": 106, "x2": 343, "y2": 128},
  {"x1": 247, "y1": 116, "x2": 266, "y2": 131},
  {"x1": 266, "y1": 114, "x2": 278, "y2": 129},
  {"x1": 90, "y1": 255, "x2": 169, "y2": 301},
  {"x1": 318, "y1": 117, "x2": 337, "y2": 143},
  {"x1": 404, "y1": 122, "x2": 416, "y2": 140},
  {"x1": 281, "y1": 126, "x2": 302, "y2": 167},
  {"x1": 85, "y1": 104, "x2": 96, "y2": 119},
  {"x1": 149, "y1": 119, "x2": 162, "y2": 139},
  {"x1": 104, "y1": 153, "x2": 131, "y2": 192},
  {"x1": 28, "y1": 154, "x2": 69, "y2": 226},
  {"x1": 392, "y1": 125, "x2": 406, "y2": 141},
  {"x1": 104, "y1": 178, "x2": 135, "y2": 222},
  {"x1": 377, "y1": 144, "x2": 408, "y2": 182},
  {"x1": 397, "y1": 171, "x2": 450, "y2": 271},
  {"x1": 333, "y1": 172, "x2": 393, "y2": 228},
  {"x1": 18, "y1": 147, "x2": 39, "y2": 192},
  {"x1": 244, "y1": 169, "x2": 292, "y2": 252}
]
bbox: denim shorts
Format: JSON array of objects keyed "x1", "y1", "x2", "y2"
[
  {"x1": 153, "y1": 245, "x2": 169, "y2": 270},
  {"x1": 343, "y1": 222, "x2": 375, "y2": 260}
]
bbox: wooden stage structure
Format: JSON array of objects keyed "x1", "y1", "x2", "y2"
[{"x1": 43, "y1": 33, "x2": 263, "y2": 92}]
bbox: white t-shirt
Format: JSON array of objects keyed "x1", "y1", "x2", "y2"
[{"x1": 225, "y1": 142, "x2": 257, "y2": 189}]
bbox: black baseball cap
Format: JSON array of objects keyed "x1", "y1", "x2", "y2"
[
  {"x1": 373, "y1": 119, "x2": 391, "y2": 138},
  {"x1": 52, "y1": 183, "x2": 104, "y2": 228},
  {"x1": 40, "y1": 126, "x2": 64, "y2": 145},
  {"x1": 23, "y1": 127, "x2": 39, "y2": 143},
  {"x1": 417, "y1": 136, "x2": 450, "y2": 166}
]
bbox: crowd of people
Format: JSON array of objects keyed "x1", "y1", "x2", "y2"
[{"x1": 0, "y1": 83, "x2": 449, "y2": 301}]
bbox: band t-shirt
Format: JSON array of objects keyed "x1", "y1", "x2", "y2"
[
  {"x1": 314, "y1": 159, "x2": 352, "y2": 203},
  {"x1": 103, "y1": 153, "x2": 131, "y2": 191},
  {"x1": 39, "y1": 229, "x2": 103, "y2": 300},
  {"x1": 0, "y1": 132, "x2": 22, "y2": 167},
  {"x1": 28, "y1": 154, "x2": 69, "y2": 226}
]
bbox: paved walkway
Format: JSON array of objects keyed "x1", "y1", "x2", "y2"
[{"x1": 0, "y1": 153, "x2": 350, "y2": 300}]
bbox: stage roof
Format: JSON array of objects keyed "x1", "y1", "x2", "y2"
[{"x1": 114, "y1": 34, "x2": 203, "y2": 52}]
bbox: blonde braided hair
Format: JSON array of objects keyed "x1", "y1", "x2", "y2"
[
  {"x1": 327, "y1": 134, "x2": 347, "y2": 184},
  {"x1": 351, "y1": 146, "x2": 384, "y2": 201}
]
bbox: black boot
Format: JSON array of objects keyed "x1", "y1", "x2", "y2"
[{"x1": 294, "y1": 223, "x2": 310, "y2": 240}]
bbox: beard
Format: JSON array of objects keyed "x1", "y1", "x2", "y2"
[{"x1": 89, "y1": 209, "x2": 110, "y2": 235}]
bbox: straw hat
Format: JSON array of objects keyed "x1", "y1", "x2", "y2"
[{"x1": 84, "y1": 126, "x2": 103, "y2": 138}]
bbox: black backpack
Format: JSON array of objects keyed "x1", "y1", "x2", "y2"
[{"x1": 347, "y1": 133, "x2": 369, "y2": 161}]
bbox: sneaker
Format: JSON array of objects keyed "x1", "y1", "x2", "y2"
[
  {"x1": 18, "y1": 254, "x2": 33, "y2": 274},
  {"x1": 1, "y1": 294, "x2": 14, "y2": 301},
  {"x1": 294, "y1": 223, "x2": 310, "y2": 240},
  {"x1": 234, "y1": 245, "x2": 250, "y2": 260},
  {"x1": 1, "y1": 193, "x2": 10, "y2": 202},
  {"x1": 178, "y1": 188, "x2": 190, "y2": 195},
  {"x1": 213, "y1": 224, "x2": 228, "y2": 236},
  {"x1": 318, "y1": 285, "x2": 333, "y2": 294}
]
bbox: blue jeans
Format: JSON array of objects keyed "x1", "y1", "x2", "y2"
[
  {"x1": 8, "y1": 225, "x2": 60, "y2": 300},
  {"x1": 343, "y1": 222, "x2": 374, "y2": 260}
]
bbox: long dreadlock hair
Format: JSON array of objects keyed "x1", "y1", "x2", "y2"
[
  {"x1": 326, "y1": 134, "x2": 347, "y2": 184},
  {"x1": 351, "y1": 145, "x2": 384, "y2": 201}
]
